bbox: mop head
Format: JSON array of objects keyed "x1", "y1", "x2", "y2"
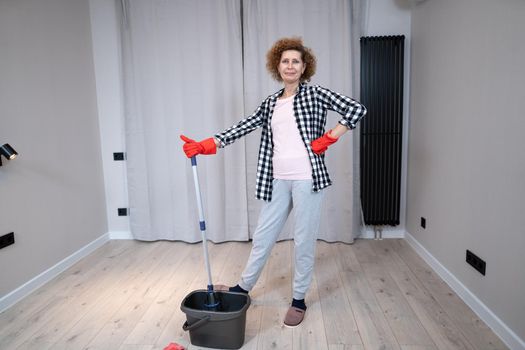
[{"x1": 204, "y1": 285, "x2": 221, "y2": 311}]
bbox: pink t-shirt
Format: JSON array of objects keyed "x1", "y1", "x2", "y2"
[{"x1": 271, "y1": 95, "x2": 312, "y2": 180}]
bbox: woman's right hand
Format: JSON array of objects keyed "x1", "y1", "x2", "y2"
[{"x1": 180, "y1": 135, "x2": 217, "y2": 158}]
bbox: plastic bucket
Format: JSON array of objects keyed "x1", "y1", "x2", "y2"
[{"x1": 181, "y1": 290, "x2": 251, "y2": 349}]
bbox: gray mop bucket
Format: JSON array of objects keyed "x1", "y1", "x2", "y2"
[{"x1": 181, "y1": 290, "x2": 251, "y2": 349}]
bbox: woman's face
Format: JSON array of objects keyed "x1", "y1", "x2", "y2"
[{"x1": 278, "y1": 50, "x2": 306, "y2": 85}]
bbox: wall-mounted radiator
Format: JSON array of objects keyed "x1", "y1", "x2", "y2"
[{"x1": 360, "y1": 35, "x2": 404, "y2": 226}]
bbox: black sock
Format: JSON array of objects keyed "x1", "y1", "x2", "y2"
[
  {"x1": 292, "y1": 298, "x2": 307, "y2": 311},
  {"x1": 229, "y1": 284, "x2": 249, "y2": 294}
]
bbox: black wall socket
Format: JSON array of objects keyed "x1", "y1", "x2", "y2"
[
  {"x1": 113, "y1": 152, "x2": 126, "y2": 161},
  {"x1": 420, "y1": 217, "x2": 426, "y2": 229},
  {"x1": 466, "y1": 250, "x2": 486, "y2": 276},
  {"x1": 0, "y1": 232, "x2": 15, "y2": 249},
  {"x1": 118, "y1": 208, "x2": 128, "y2": 216}
]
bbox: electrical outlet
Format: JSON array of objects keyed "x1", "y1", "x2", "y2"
[
  {"x1": 113, "y1": 152, "x2": 126, "y2": 161},
  {"x1": 466, "y1": 250, "x2": 486, "y2": 276},
  {"x1": 0, "y1": 232, "x2": 15, "y2": 249},
  {"x1": 118, "y1": 208, "x2": 128, "y2": 216},
  {"x1": 420, "y1": 217, "x2": 426, "y2": 229}
]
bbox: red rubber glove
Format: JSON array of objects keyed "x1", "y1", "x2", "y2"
[
  {"x1": 311, "y1": 130, "x2": 338, "y2": 155},
  {"x1": 180, "y1": 135, "x2": 217, "y2": 158}
]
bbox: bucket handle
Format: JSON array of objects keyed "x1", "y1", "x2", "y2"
[{"x1": 182, "y1": 315, "x2": 210, "y2": 332}]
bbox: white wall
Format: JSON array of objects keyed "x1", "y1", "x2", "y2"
[
  {"x1": 408, "y1": 0, "x2": 525, "y2": 347},
  {"x1": 0, "y1": 0, "x2": 107, "y2": 299},
  {"x1": 89, "y1": 0, "x2": 130, "y2": 238},
  {"x1": 363, "y1": 0, "x2": 412, "y2": 237}
]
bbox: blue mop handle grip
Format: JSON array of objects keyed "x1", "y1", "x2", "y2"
[{"x1": 191, "y1": 156, "x2": 197, "y2": 166}]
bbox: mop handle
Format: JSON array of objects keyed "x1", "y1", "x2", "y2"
[{"x1": 190, "y1": 156, "x2": 214, "y2": 290}]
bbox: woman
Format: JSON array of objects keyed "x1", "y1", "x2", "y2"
[{"x1": 181, "y1": 37, "x2": 366, "y2": 327}]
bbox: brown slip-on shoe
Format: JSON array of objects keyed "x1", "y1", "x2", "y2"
[{"x1": 283, "y1": 306, "x2": 306, "y2": 327}]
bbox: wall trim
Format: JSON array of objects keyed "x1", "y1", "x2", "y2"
[
  {"x1": 109, "y1": 230, "x2": 133, "y2": 240},
  {"x1": 405, "y1": 231, "x2": 525, "y2": 350},
  {"x1": 0, "y1": 232, "x2": 110, "y2": 313}
]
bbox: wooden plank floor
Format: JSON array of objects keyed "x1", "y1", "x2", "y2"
[{"x1": 0, "y1": 239, "x2": 508, "y2": 350}]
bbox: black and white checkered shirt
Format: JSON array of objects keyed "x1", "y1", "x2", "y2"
[{"x1": 214, "y1": 83, "x2": 367, "y2": 201}]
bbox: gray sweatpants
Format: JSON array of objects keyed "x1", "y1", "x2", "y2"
[{"x1": 238, "y1": 179, "x2": 324, "y2": 300}]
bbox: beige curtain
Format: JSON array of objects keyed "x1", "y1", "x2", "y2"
[
  {"x1": 121, "y1": 0, "x2": 365, "y2": 243},
  {"x1": 121, "y1": 0, "x2": 249, "y2": 242}
]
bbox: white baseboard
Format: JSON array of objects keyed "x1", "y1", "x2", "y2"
[
  {"x1": 0, "y1": 232, "x2": 110, "y2": 313},
  {"x1": 404, "y1": 231, "x2": 525, "y2": 350},
  {"x1": 109, "y1": 230, "x2": 133, "y2": 240},
  {"x1": 359, "y1": 226, "x2": 405, "y2": 239}
]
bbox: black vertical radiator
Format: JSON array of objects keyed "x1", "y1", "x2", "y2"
[{"x1": 360, "y1": 35, "x2": 404, "y2": 230}]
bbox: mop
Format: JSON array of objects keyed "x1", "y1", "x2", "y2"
[
  {"x1": 188, "y1": 156, "x2": 220, "y2": 310},
  {"x1": 181, "y1": 155, "x2": 251, "y2": 349}
]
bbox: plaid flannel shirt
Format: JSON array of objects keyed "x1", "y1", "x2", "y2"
[{"x1": 214, "y1": 83, "x2": 367, "y2": 201}]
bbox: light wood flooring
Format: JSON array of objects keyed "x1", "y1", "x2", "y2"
[{"x1": 0, "y1": 239, "x2": 508, "y2": 350}]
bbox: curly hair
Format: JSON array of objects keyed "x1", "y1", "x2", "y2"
[{"x1": 266, "y1": 37, "x2": 317, "y2": 83}]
